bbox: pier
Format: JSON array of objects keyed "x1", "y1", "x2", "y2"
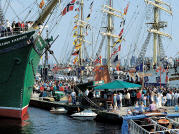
[
  {"x1": 30, "y1": 98, "x2": 85, "y2": 114},
  {"x1": 30, "y1": 97, "x2": 178, "y2": 124}
]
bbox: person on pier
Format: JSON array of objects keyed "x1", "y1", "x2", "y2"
[
  {"x1": 149, "y1": 101, "x2": 157, "y2": 112},
  {"x1": 113, "y1": 94, "x2": 117, "y2": 110},
  {"x1": 71, "y1": 90, "x2": 76, "y2": 105},
  {"x1": 116, "y1": 93, "x2": 121, "y2": 109}
]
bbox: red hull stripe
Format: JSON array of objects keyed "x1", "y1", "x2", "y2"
[{"x1": 0, "y1": 105, "x2": 28, "y2": 119}]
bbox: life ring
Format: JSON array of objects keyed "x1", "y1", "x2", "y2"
[{"x1": 158, "y1": 119, "x2": 169, "y2": 124}]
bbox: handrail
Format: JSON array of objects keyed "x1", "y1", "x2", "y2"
[
  {"x1": 129, "y1": 118, "x2": 176, "y2": 134},
  {"x1": 74, "y1": 85, "x2": 101, "y2": 109},
  {"x1": 0, "y1": 29, "x2": 34, "y2": 39}
]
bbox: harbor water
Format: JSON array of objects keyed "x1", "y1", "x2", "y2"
[{"x1": 0, "y1": 107, "x2": 121, "y2": 134}]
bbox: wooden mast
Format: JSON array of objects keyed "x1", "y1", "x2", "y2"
[
  {"x1": 107, "y1": 0, "x2": 113, "y2": 69},
  {"x1": 144, "y1": 0, "x2": 172, "y2": 66},
  {"x1": 79, "y1": 0, "x2": 84, "y2": 66},
  {"x1": 101, "y1": 0, "x2": 124, "y2": 70},
  {"x1": 32, "y1": 0, "x2": 60, "y2": 28}
]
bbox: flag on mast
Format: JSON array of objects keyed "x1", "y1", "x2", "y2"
[
  {"x1": 73, "y1": 56, "x2": 79, "y2": 64},
  {"x1": 111, "y1": 45, "x2": 121, "y2": 57},
  {"x1": 94, "y1": 56, "x2": 102, "y2": 65},
  {"x1": 72, "y1": 50, "x2": 80, "y2": 56},
  {"x1": 62, "y1": 0, "x2": 76, "y2": 16},
  {"x1": 113, "y1": 55, "x2": 118, "y2": 63},
  {"x1": 39, "y1": 0, "x2": 45, "y2": 9}
]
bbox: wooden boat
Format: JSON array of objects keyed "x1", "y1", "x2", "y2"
[{"x1": 122, "y1": 113, "x2": 179, "y2": 134}]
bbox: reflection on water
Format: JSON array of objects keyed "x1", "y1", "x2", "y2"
[
  {"x1": 0, "y1": 107, "x2": 121, "y2": 134},
  {"x1": 0, "y1": 113, "x2": 32, "y2": 134}
]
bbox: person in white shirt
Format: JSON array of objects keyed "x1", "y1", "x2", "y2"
[
  {"x1": 162, "y1": 95, "x2": 167, "y2": 106},
  {"x1": 166, "y1": 92, "x2": 172, "y2": 106},
  {"x1": 157, "y1": 92, "x2": 162, "y2": 108},
  {"x1": 85, "y1": 89, "x2": 89, "y2": 96},
  {"x1": 71, "y1": 90, "x2": 76, "y2": 105},
  {"x1": 6, "y1": 20, "x2": 12, "y2": 35},
  {"x1": 120, "y1": 93, "x2": 123, "y2": 107},
  {"x1": 125, "y1": 92, "x2": 130, "y2": 106},
  {"x1": 174, "y1": 92, "x2": 178, "y2": 105}
]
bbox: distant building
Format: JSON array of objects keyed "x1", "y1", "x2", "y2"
[{"x1": 130, "y1": 56, "x2": 136, "y2": 67}]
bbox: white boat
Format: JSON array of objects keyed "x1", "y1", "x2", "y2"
[
  {"x1": 50, "y1": 107, "x2": 67, "y2": 114},
  {"x1": 71, "y1": 109, "x2": 97, "y2": 120}
]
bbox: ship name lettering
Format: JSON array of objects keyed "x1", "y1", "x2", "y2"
[
  {"x1": 0, "y1": 35, "x2": 28, "y2": 47},
  {"x1": 0, "y1": 41, "x2": 11, "y2": 46},
  {"x1": 11, "y1": 35, "x2": 28, "y2": 43}
]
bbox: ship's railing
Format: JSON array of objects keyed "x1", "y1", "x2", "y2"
[
  {"x1": 129, "y1": 119, "x2": 151, "y2": 134},
  {"x1": 166, "y1": 118, "x2": 179, "y2": 132},
  {"x1": 169, "y1": 117, "x2": 179, "y2": 123},
  {"x1": 0, "y1": 28, "x2": 34, "y2": 39},
  {"x1": 74, "y1": 85, "x2": 101, "y2": 109},
  {"x1": 129, "y1": 118, "x2": 173, "y2": 134}
]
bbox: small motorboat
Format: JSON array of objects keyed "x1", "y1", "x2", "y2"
[
  {"x1": 50, "y1": 107, "x2": 67, "y2": 114},
  {"x1": 71, "y1": 109, "x2": 97, "y2": 120}
]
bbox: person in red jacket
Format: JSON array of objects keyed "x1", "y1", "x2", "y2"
[
  {"x1": 21, "y1": 21, "x2": 25, "y2": 31},
  {"x1": 40, "y1": 86, "x2": 44, "y2": 92},
  {"x1": 60, "y1": 86, "x2": 64, "y2": 92},
  {"x1": 136, "y1": 90, "x2": 142, "y2": 105}
]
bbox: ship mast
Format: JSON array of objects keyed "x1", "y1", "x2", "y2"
[
  {"x1": 107, "y1": 0, "x2": 113, "y2": 69},
  {"x1": 101, "y1": 0, "x2": 124, "y2": 70},
  {"x1": 32, "y1": 0, "x2": 60, "y2": 28},
  {"x1": 144, "y1": 0, "x2": 172, "y2": 66},
  {"x1": 79, "y1": 0, "x2": 84, "y2": 66}
]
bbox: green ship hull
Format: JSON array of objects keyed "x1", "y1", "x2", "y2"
[{"x1": 0, "y1": 31, "x2": 47, "y2": 119}]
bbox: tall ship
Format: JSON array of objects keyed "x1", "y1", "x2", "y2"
[
  {"x1": 0, "y1": 0, "x2": 61, "y2": 119},
  {"x1": 109, "y1": 0, "x2": 179, "y2": 88}
]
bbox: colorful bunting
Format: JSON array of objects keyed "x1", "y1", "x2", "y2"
[
  {"x1": 124, "y1": 3, "x2": 129, "y2": 15},
  {"x1": 72, "y1": 50, "x2": 80, "y2": 56},
  {"x1": 73, "y1": 56, "x2": 79, "y2": 64},
  {"x1": 89, "y1": 1, "x2": 94, "y2": 12},
  {"x1": 39, "y1": 0, "x2": 45, "y2": 9},
  {"x1": 120, "y1": 20, "x2": 126, "y2": 27},
  {"x1": 85, "y1": 24, "x2": 91, "y2": 35},
  {"x1": 62, "y1": 0, "x2": 76, "y2": 16},
  {"x1": 94, "y1": 56, "x2": 102, "y2": 65},
  {"x1": 86, "y1": 13, "x2": 91, "y2": 20},
  {"x1": 113, "y1": 36, "x2": 123, "y2": 47},
  {"x1": 73, "y1": 25, "x2": 78, "y2": 31},
  {"x1": 75, "y1": 8, "x2": 80, "y2": 12},
  {"x1": 111, "y1": 45, "x2": 121, "y2": 57},
  {"x1": 73, "y1": 38, "x2": 78, "y2": 45},
  {"x1": 75, "y1": 43, "x2": 82, "y2": 49},
  {"x1": 113, "y1": 55, "x2": 118, "y2": 63},
  {"x1": 73, "y1": 31, "x2": 78, "y2": 37},
  {"x1": 118, "y1": 28, "x2": 124, "y2": 37},
  {"x1": 74, "y1": 14, "x2": 79, "y2": 19}
]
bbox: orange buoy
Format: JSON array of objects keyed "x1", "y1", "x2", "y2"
[{"x1": 158, "y1": 119, "x2": 169, "y2": 125}]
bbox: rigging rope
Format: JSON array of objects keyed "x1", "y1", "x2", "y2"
[
  {"x1": 9, "y1": 2, "x2": 21, "y2": 21},
  {"x1": 3, "y1": 0, "x2": 10, "y2": 16}
]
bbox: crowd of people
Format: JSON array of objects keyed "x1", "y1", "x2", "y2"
[
  {"x1": 111, "y1": 86, "x2": 179, "y2": 113},
  {"x1": 0, "y1": 20, "x2": 33, "y2": 37},
  {"x1": 33, "y1": 79, "x2": 77, "y2": 98},
  {"x1": 33, "y1": 76, "x2": 179, "y2": 114}
]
